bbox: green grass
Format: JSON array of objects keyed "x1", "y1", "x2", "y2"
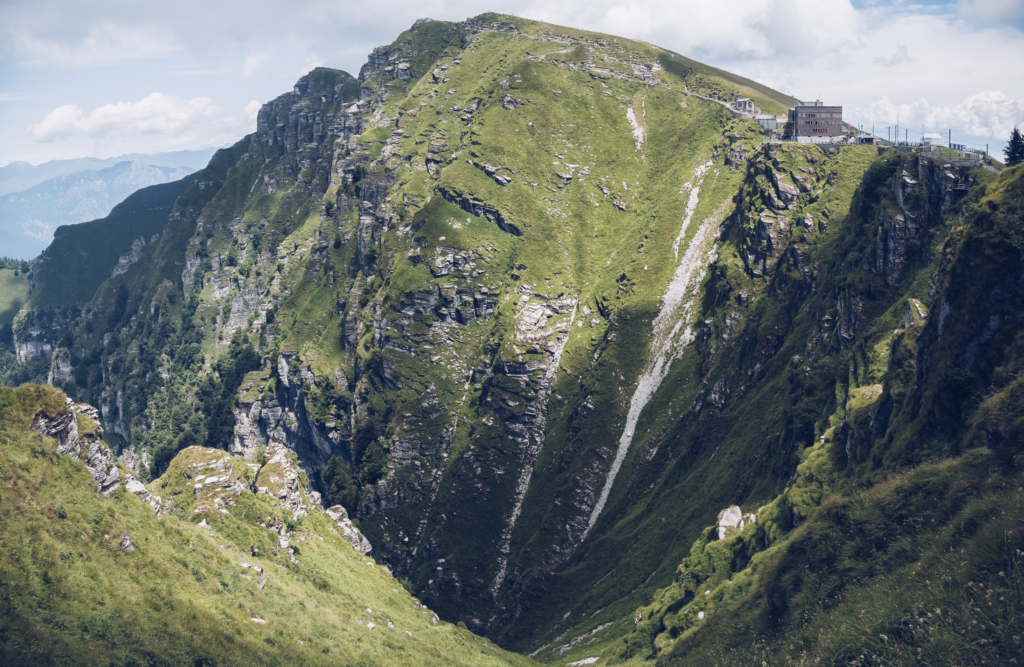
[
  {"x1": 580, "y1": 152, "x2": 1024, "y2": 667},
  {"x1": 0, "y1": 384, "x2": 536, "y2": 667},
  {"x1": 27, "y1": 174, "x2": 197, "y2": 308},
  {"x1": 7, "y1": 14, "x2": 1018, "y2": 667},
  {"x1": 641, "y1": 448, "x2": 1024, "y2": 666},
  {"x1": 0, "y1": 268, "x2": 29, "y2": 329}
]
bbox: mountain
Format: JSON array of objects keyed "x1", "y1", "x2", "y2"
[
  {"x1": 0, "y1": 383, "x2": 534, "y2": 666},
  {"x1": 26, "y1": 172, "x2": 200, "y2": 308},
  {"x1": 3, "y1": 13, "x2": 1021, "y2": 665},
  {"x1": 0, "y1": 147, "x2": 219, "y2": 196},
  {"x1": 0, "y1": 161, "x2": 195, "y2": 259}
]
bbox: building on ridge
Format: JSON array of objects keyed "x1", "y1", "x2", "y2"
[
  {"x1": 735, "y1": 98, "x2": 760, "y2": 114},
  {"x1": 789, "y1": 100, "x2": 843, "y2": 143}
]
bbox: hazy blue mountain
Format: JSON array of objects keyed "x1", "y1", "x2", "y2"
[
  {"x1": 0, "y1": 160, "x2": 194, "y2": 259},
  {"x1": 0, "y1": 147, "x2": 217, "y2": 196}
]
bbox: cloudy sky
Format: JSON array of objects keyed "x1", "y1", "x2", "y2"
[{"x1": 1, "y1": 0, "x2": 1022, "y2": 165}]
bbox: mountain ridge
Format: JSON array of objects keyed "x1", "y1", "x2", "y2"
[
  {"x1": 0, "y1": 147, "x2": 218, "y2": 196},
  {"x1": 2, "y1": 13, "x2": 1021, "y2": 666},
  {"x1": 0, "y1": 161, "x2": 196, "y2": 259}
]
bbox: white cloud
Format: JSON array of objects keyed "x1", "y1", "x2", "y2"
[
  {"x1": 25, "y1": 94, "x2": 262, "y2": 152},
  {"x1": 297, "y1": 53, "x2": 326, "y2": 77},
  {"x1": 241, "y1": 52, "x2": 270, "y2": 80},
  {"x1": 874, "y1": 44, "x2": 911, "y2": 67},
  {"x1": 27, "y1": 93, "x2": 224, "y2": 143},
  {"x1": 518, "y1": 0, "x2": 862, "y2": 61},
  {"x1": 0, "y1": 92, "x2": 32, "y2": 102},
  {"x1": 245, "y1": 100, "x2": 262, "y2": 123},
  {"x1": 857, "y1": 91, "x2": 1024, "y2": 138},
  {"x1": 2, "y1": 22, "x2": 177, "y2": 68}
]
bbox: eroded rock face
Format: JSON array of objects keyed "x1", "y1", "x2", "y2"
[
  {"x1": 15, "y1": 340, "x2": 52, "y2": 363},
  {"x1": 111, "y1": 236, "x2": 147, "y2": 277},
  {"x1": 326, "y1": 504, "x2": 373, "y2": 555},
  {"x1": 47, "y1": 347, "x2": 73, "y2": 386},
  {"x1": 438, "y1": 185, "x2": 522, "y2": 236},
  {"x1": 33, "y1": 398, "x2": 122, "y2": 497},
  {"x1": 232, "y1": 362, "x2": 351, "y2": 475},
  {"x1": 871, "y1": 153, "x2": 974, "y2": 287},
  {"x1": 255, "y1": 442, "x2": 320, "y2": 518},
  {"x1": 118, "y1": 447, "x2": 151, "y2": 477},
  {"x1": 180, "y1": 448, "x2": 247, "y2": 517}
]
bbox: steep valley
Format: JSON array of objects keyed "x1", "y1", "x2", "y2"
[{"x1": 2, "y1": 13, "x2": 1023, "y2": 666}]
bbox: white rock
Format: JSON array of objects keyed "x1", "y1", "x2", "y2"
[
  {"x1": 717, "y1": 505, "x2": 743, "y2": 540},
  {"x1": 251, "y1": 618, "x2": 267, "y2": 624},
  {"x1": 698, "y1": 611, "x2": 705, "y2": 620},
  {"x1": 326, "y1": 505, "x2": 349, "y2": 522},
  {"x1": 367, "y1": 622, "x2": 375, "y2": 630},
  {"x1": 125, "y1": 478, "x2": 150, "y2": 502}
]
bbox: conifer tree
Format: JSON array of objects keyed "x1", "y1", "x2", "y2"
[{"x1": 1005, "y1": 126, "x2": 1024, "y2": 167}]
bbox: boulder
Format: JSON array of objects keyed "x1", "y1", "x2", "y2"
[
  {"x1": 717, "y1": 505, "x2": 757, "y2": 539},
  {"x1": 125, "y1": 477, "x2": 150, "y2": 503}
]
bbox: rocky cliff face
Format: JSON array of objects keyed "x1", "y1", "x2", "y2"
[
  {"x1": 32, "y1": 396, "x2": 121, "y2": 496},
  {"x1": 9, "y1": 12, "x2": 1017, "y2": 662}
]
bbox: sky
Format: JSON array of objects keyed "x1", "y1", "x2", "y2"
[{"x1": 1, "y1": 0, "x2": 1022, "y2": 166}]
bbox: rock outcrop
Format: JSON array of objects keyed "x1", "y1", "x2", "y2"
[
  {"x1": 47, "y1": 347, "x2": 73, "y2": 386},
  {"x1": 33, "y1": 398, "x2": 122, "y2": 496},
  {"x1": 716, "y1": 505, "x2": 757, "y2": 540},
  {"x1": 326, "y1": 504, "x2": 373, "y2": 555},
  {"x1": 111, "y1": 236, "x2": 147, "y2": 277}
]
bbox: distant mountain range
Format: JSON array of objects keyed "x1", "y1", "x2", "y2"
[
  {"x1": 0, "y1": 160, "x2": 195, "y2": 259},
  {"x1": 0, "y1": 148, "x2": 217, "y2": 196}
]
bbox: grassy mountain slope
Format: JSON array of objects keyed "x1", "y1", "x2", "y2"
[
  {"x1": 0, "y1": 269, "x2": 43, "y2": 387},
  {"x1": 5, "y1": 12, "x2": 1020, "y2": 666},
  {"x1": 27, "y1": 173, "x2": 199, "y2": 308},
  {"x1": 0, "y1": 383, "x2": 535, "y2": 667},
  {"x1": 655, "y1": 49, "x2": 799, "y2": 115},
  {"x1": 595, "y1": 162, "x2": 1024, "y2": 666},
  {"x1": 0, "y1": 268, "x2": 29, "y2": 331}
]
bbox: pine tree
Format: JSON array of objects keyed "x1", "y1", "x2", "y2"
[{"x1": 1005, "y1": 126, "x2": 1024, "y2": 167}]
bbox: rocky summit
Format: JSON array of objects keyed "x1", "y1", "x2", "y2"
[{"x1": 2, "y1": 12, "x2": 1023, "y2": 667}]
